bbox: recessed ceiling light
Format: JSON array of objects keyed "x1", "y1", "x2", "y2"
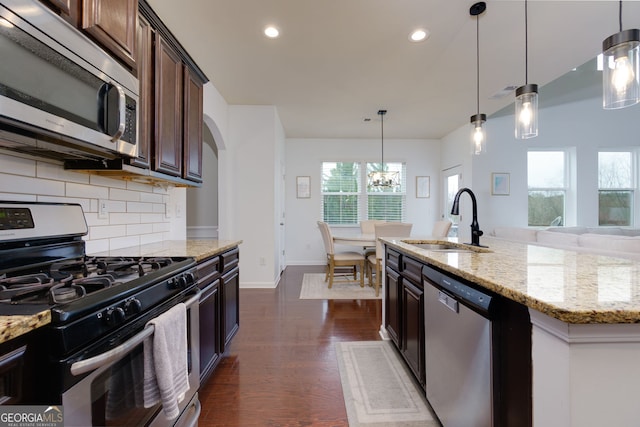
[
  {"x1": 409, "y1": 29, "x2": 430, "y2": 42},
  {"x1": 264, "y1": 26, "x2": 280, "y2": 38}
]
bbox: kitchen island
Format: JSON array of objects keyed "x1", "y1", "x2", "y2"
[{"x1": 382, "y1": 236, "x2": 640, "y2": 427}]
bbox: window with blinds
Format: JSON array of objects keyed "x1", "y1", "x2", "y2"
[{"x1": 321, "y1": 161, "x2": 406, "y2": 225}]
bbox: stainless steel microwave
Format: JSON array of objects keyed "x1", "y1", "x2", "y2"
[{"x1": 0, "y1": 0, "x2": 138, "y2": 160}]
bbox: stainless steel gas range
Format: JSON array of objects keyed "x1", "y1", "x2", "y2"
[{"x1": 0, "y1": 201, "x2": 201, "y2": 427}]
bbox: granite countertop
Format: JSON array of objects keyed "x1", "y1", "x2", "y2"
[
  {"x1": 382, "y1": 236, "x2": 640, "y2": 324},
  {"x1": 0, "y1": 239, "x2": 242, "y2": 344},
  {"x1": 89, "y1": 239, "x2": 243, "y2": 261}
]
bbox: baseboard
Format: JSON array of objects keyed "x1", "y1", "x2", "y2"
[
  {"x1": 186, "y1": 226, "x2": 218, "y2": 239},
  {"x1": 286, "y1": 260, "x2": 326, "y2": 266}
]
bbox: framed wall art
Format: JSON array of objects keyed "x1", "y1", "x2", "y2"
[
  {"x1": 296, "y1": 176, "x2": 310, "y2": 198},
  {"x1": 416, "y1": 176, "x2": 430, "y2": 198},
  {"x1": 491, "y1": 173, "x2": 510, "y2": 196}
]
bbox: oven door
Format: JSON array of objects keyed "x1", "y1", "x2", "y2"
[{"x1": 62, "y1": 290, "x2": 200, "y2": 427}]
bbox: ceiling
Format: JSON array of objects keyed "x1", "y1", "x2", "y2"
[{"x1": 145, "y1": 0, "x2": 640, "y2": 140}]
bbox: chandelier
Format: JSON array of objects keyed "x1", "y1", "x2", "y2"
[{"x1": 368, "y1": 110, "x2": 399, "y2": 189}]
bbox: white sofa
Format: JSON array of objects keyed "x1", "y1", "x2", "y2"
[{"x1": 491, "y1": 226, "x2": 640, "y2": 260}]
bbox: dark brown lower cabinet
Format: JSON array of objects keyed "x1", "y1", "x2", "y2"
[
  {"x1": 197, "y1": 247, "x2": 240, "y2": 387},
  {"x1": 221, "y1": 266, "x2": 239, "y2": 351},
  {"x1": 401, "y1": 277, "x2": 424, "y2": 386},
  {"x1": 384, "y1": 267, "x2": 401, "y2": 347}
]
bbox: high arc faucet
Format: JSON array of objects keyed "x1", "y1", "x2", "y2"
[{"x1": 450, "y1": 187, "x2": 486, "y2": 247}]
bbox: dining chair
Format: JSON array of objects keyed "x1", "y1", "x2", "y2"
[
  {"x1": 432, "y1": 220, "x2": 453, "y2": 238},
  {"x1": 367, "y1": 222, "x2": 413, "y2": 296},
  {"x1": 317, "y1": 221, "x2": 365, "y2": 288},
  {"x1": 360, "y1": 220, "x2": 386, "y2": 257}
]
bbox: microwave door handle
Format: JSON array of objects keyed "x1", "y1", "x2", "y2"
[
  {"x1": 110, "y1": 84, "x2": 126, "y2": 141},
  {"x1": 110, "y1": 84, "x2": 126, "y2": 142},
  {"x1": 70, "y1": 289, "x2": 201, "y2": 376}
]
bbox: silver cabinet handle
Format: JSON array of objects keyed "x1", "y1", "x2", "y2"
[{"x1": 70, "y1": 290, "x2": 200, "y2": 376}]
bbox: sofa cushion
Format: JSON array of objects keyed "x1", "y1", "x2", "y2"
[
  {"x1": 578, "y1": 234, "x2": 640, "y2": 253},
  {"x1": 584, "y1": 227, "x2": 624, "y2": 235},
  {"x1": 546, "y1": 226, "x2": 588, "y2": 234},
  {"x1": 536, "y1": 230, "x2": 579, "y2": 247},
  {"x1": 492, "y1": 227, "x2": 538, "y2": 242}
]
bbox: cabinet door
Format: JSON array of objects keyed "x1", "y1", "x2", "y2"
[
  {"x1": 82, "y1": 0, "x2": 137, "y2": 69},
  {"x1": 183, "y1": 66, "x2": 203, "y2": 182},
  {"x1": 385, "y1": 267, "x2": 401, "y2": 347},
  {"x1": 402, "y1": 278, "x2": 425, "y2": 386},
  {"x1": 199, "y1": 280, "x2": 221, "y2": 386},
  {"x1": 154, "y1": 35, "x2": 183, "y2": 177},
  {"x1": 221, "y1": 267, "x2": 240, "y2": 351},
  {"x1": 129, "y1": 14, "x2": 152, "y2": 169}
]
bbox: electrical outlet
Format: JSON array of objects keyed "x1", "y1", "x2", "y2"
[
  {"x1": 98, "y1": 199, "x2": 108, "y2": 219},
  {"x1": 175, "y1": 204, "x2": 183, "y2": 218}
]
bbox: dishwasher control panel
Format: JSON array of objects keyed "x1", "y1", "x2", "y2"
[{"x1": 422, "y1": 264, "x2": 493, "y2": 313}]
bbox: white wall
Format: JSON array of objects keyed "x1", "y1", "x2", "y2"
[
  {"x1": 187, "y1": 126, "x2": 219, "y2": 239},
  {"x1": 227, "y1": 105, "x2": 283, "y2": 287},
  {"x1": 284, "y1": 138, "x2": 440, "y2": 265}
]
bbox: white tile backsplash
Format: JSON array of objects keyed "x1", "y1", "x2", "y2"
[{"x1": 0, "y1": 153, "x2": 184, "y2": 252}]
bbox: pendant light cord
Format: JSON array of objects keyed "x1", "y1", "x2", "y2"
[
  {"x1": 619, "y1": 0, "x2": 623, "y2": 32},
  {"x1": 476, "y1": 12, "x2": 480, "y2": 114},
  {"x1": 524, "y1": 0, "x2": 528, "y2": 85}
]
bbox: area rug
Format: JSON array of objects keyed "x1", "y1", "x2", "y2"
[
  {"x1": 299, "y1": 273, "x2": 381, "y2": 300},
  {"x1": 335, "y1": 341, "x2": 439, "y2": 427}
]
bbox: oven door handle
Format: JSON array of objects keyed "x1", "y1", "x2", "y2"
[{"x1": 70, "y1": 290, "x2": 201, "y2": 376}]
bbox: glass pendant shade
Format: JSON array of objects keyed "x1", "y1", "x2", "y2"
[
  {"x1": 515, "y1": 84, "x2": 538, "y2": 139},
  {"x1": 602, "y1": 29, "x2": 640, "y2": 109},
  {"x1": 470, "y1": 113, "x2": 486, "y2": 155}
]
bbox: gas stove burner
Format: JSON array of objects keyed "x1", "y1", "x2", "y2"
[
  {"x1": 72, "y1": 275, "x2": 120, "y2": 293},
  {"x1": 50, "y1": 283, "x2": 85, "y2": 304},
  {"x1": 50, "y1": 259, "x2": 95, "y2": 280},
  {"x1": 138, "y1": 257, "x2": 173, "y2": 276},
  {"x1": 0, "y1": 274, "x2": 55, "y2": 301}
]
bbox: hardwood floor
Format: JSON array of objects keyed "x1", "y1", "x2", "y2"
[{"x1": 197, "y1": 265, "x2": 383, "y2": 426}]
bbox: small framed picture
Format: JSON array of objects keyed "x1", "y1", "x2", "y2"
[
  {"x1": 296, "y1": 176, "x2": 310, "y2": 198},
  {"x1": 416, "y1": 176, "x2": 430, "y2": 198},
  {"x1": 491, "y1": 173, "x2": 510, "y2": 196}
]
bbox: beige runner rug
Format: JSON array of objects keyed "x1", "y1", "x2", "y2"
[
  {"x1": 335, "y1": 341, "x2": 439, "y2": 426},
  {"x1": 299, "y1": 273, "x2": 380, "y2": 300}
]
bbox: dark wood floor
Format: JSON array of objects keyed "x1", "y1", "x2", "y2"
[{"x1": 197, "y1": 265, "x2": 383, "y2": 426}]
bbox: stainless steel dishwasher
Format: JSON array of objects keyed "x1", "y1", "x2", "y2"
[{"x1": 423, "y1": 264, "x2": 494, "y2": 427}]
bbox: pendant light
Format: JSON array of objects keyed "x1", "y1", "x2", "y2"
[
  {"x1": 515, "y1": 0, "x2": 538, "y2": 139},
  {"x1": 470, "y1": 2, "x2": 487, "y2": 155},
  {"x1": 367, "y1": 110, "x2": 399, "y2": 189},
  {"x1": 602, "y1": 1, "x2": 640, "y2": 109}
]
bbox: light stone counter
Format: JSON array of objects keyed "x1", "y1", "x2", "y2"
[
  {"x1": 89, "y1": 239, "x2": 243, "y2": 261},
  {"x1": 382, "y1": 236, "x2": 640, "y2": 324},
  {"x1": 0, "y1": 239, "x2": 242, "y2": 344}
]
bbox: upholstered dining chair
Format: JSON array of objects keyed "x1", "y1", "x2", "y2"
[
  {"x1": 317, "y1": 221, "x2": 365, "y2": 288},
  {"x1": 367, "y1": 222, "x2": 413, "y2": 296},
  {"x1": 432, "y1": 220, "x2": 453, "y2": 238},
  {"x1": 360, "y1": 219, "x2": 386, "y2": 256}
]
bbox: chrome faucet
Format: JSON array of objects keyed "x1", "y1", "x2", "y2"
[{"x1": 451, "y1": 187, "x2": 485, "y2": 247}]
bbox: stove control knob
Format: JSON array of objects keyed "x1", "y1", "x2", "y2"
[
  {"x1": 176, "y1": 275, "x2": 189, "y2": 289},
  {"x1": 185, "y1": 272, "x2": 196, "y2": 286},
  {"x1": 105, "y1": 307, "x2": 126, "y2": 326},
  {"x1": 124, "y1": 299, "x2": 142, "y2": 315}
]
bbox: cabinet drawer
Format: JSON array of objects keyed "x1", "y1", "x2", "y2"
[
  {"x1": 402, "y1": 256, "x2": 423, "y2": 285},
  {"x1": 220, "y1": 248, "x2": 239, "y2": 273},
  {"x1": 386, "y1": 248, "x2": 402, "y2": 271},
  {"x1": 197, "y1": 256, "x2": 220, "y2": 289}
]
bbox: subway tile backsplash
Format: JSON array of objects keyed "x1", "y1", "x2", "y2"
[{"x1": 0, "y1": 152, "x2": 182, "y2": 253}]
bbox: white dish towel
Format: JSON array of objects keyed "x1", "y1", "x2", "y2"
[{"x1": 143, "y1": 302, "x2": 189, "y2": 420}]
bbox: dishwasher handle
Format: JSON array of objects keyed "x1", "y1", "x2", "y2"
[{"x1": 438, "y1": 290, "x2": 459, "y2": 313}]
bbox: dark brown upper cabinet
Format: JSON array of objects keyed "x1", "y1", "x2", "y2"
[
  {"x1": 81, "y1": 0, "x2": 137, "y2": 70},
  {"x1": 183, "y1": 67, "x2": 204, "y2": 183}
]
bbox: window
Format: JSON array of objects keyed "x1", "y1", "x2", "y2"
[
  {"x1": 598, "y1": 151, "x2": 634, "y2": 226},
  {"x1": 528, "y1": 151, "x2": 566, "y2": 226},
  {"x1": 321, "y1": 161, "x2": 406, "y2": 225}
]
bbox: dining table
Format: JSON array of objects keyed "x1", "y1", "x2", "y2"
[{"x1": 332, "y1": 233, "x2": 376, "y2": 247}]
